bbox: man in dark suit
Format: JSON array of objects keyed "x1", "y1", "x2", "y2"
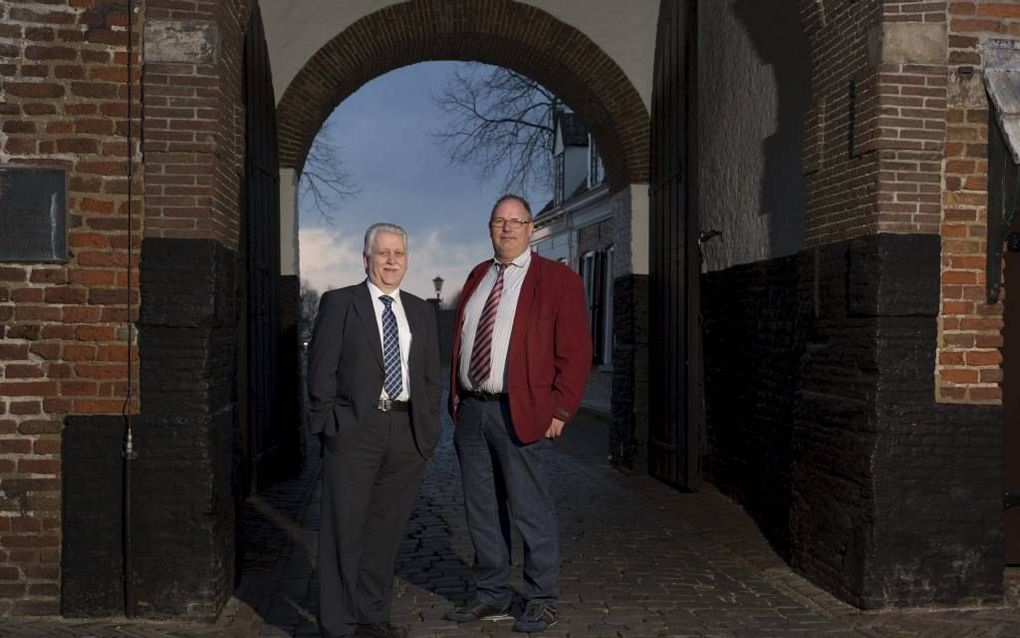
[
  {"x1": 308, "y1": 223, "x2": 441, "y2": 638},
  {"x1": 443, "y1": 195, "x2": 592, "y2": 633}
]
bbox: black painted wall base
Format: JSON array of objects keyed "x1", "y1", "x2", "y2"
[
  {"x1": 63, "y1": 238, "x2": 248, "y2": 619},
  {"x1": 702, "y1": 233, "x2": 1003, "y2": 608},
  {"x1": 610, "y1": 274, "x2": 649, "y2": 472},
  {"x1": 62, "y1": 411, "x2": 235, "y2": 618},
  {"x1": 61, "y1": 417, "x2": 124, "y2": 617}
]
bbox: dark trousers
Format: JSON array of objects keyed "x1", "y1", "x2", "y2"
[
  {"x1": 453, "y1": 396, "x2": 559, "y2": 608},
  {"x1": 318, "y1": 409, "x2": 425, "y2": 637}
]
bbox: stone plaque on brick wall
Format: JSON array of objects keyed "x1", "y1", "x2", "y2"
[
  {"x1": 0, "y1": 167, "x2": 67, "y2": 263},
  {"x1": 144, "y1": 19, "x2": 219, "y2": 64}
]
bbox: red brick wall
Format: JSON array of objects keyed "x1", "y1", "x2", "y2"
[
  {"x1": 937, "y1": 1, "x2": 1020, "y2": 403},
  {"x1": 802, "y1": 0, "x2": 950, "y2": 241},
  {"x1": 0, "y1": 0, "x2": 140, "y2": 615},
  {"x1": 143, "y1": 0, "x2": 246, "y2": 250},
  {"x1": 875, "y1": 1, "x2": 949, "y2": 237},
  {"x1": 802, "y1": 0, "x2": 1013, "y2": 404},
  {"x1": 0, "y1": 0, "x2": 249, "y2": 615}
]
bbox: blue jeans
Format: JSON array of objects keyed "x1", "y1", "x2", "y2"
[{"x1": 453, "y1": 396, "x2": 559, "y2": 607}]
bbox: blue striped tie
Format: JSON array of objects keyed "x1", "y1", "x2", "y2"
[{"x1": 380, "y1": 295, "x2": 402, "y2": 399}]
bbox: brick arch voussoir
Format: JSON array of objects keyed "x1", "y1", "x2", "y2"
[
  {"x1": 275, "y1": 0, "x2": 650, "y2": 190},
  {"x1": 799, "y1": 0, "x2": 828, "y2": 34}
]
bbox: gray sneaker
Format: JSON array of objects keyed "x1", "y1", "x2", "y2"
[{"x1": 512, "y1": 600, "x2": 558, "y2": 633}]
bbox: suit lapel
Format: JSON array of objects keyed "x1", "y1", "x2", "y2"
[
  {"x1": 353, "y1": 282, "x2": 384, "y2": 369},
  {"x1": 510, "y1": 253, "x2": 540, "y2": 348},
  {"x1": 456, "y1": 262, "x2": 490, "y2": 331}
]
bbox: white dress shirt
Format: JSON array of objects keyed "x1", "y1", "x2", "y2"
[
  {"x1": 458, "y1": 250, "x2": 532, "y2": 393},
  {"x1": 366, "y1": 279, "x2": 412, "y2": 401}
]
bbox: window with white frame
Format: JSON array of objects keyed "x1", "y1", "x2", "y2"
[
  {"x1": 553, "y1": 153, "x2": 565, "y2": 205},
  {"x1": 602, "y1": 245, "x2": 614, "y2": 366},
  {"x1": 580, "y1": 249, "x2": 611, "y2": 365}
]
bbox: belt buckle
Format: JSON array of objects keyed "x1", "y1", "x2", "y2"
[{"x1": 378, "y1": 398, "x2": 393, "y2": 412}]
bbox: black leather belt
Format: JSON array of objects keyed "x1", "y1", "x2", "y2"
[
  {"x1": 376, "y1": 398, "x2": 410, "y2": 412},
  {"x1": 461, "y1": 389, "x2": 508, "y2": 402}
]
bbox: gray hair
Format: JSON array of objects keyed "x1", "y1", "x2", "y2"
[
  {"x1": 491, "y1": 194, "x2": 532, "y2": 220},
  {"x1": 363, "y1": 222, "x2": 408, "y2": 256}
]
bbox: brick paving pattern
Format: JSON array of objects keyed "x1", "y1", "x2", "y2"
[{"x1": 2, "y1": 401, "x2": 1020, "y2": 637}]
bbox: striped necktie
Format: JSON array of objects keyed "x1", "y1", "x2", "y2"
[
  {"x1": 468, "y1": 263, "x2": 507, "y2": 388},
  {"x1": 380, "y1": 295, "x2": 402, "y2": 399}
]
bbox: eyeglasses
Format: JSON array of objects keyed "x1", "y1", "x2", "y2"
[{"x1": 489, "y1": 218, "x2": 532, "y2": 229}]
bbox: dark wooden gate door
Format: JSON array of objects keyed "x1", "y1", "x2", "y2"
[
  {"x1": 648, "y1": 0, "x2": 704, "y2": 489},
  {"x1": 244, "y1": 4, "x2": 282, "y2": 493},
  {"x1": 1006, "y1": 221, "x2": 1019, "y2": 564},
  {"x1": 994, "y1": 107, "x2": 1020, "y2": 561}
]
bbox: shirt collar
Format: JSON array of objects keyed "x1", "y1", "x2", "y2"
[
  {"x1": 495, "y1": 249, "x2": 532, "y2": 270},
  {"x1": 366, "y1": 278, "x2": 401, "y2": 304}
]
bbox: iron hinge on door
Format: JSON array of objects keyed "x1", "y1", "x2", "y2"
[{"x1": 1004, "y1": 490, "x2": 1020, "y2": 509}]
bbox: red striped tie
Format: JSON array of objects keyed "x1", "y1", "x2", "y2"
[{"x1": 468, "y1": 263, "x2": 507, "y2": 388}]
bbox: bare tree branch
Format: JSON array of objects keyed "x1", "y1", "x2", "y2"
[
  {"x1": 432, "y1": 63, "x2": 557, "y2": 196},
  {"x1": 299, "y1": 279, "x2": 321, "y2": 342},
  {"x1": 300, "y1": 121, "x2": 360, "y2": 224}
]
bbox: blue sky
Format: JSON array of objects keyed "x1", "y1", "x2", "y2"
[{"x1": 298, "y1": 61, "x2": 551, "y2": 303}]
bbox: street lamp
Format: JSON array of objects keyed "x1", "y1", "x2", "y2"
[{"x1": 432, "y1": 275, "x2": 444, "y2": 301}]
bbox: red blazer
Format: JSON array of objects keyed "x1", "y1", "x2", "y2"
[{"x1": 449, "y1": 252, "x2": 593, "y2": 444}]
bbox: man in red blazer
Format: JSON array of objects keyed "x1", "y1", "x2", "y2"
[{"x1": 443, "y1": 194, "x2": 592, "y2": 633}]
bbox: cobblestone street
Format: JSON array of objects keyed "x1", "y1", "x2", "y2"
[{"x1": 2, "y1": 406, "x2": 1020, "y2": 637}]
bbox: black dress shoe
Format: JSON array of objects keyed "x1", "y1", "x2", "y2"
[
  {"x1": 442, "y1": 599, "x2": 513, "y2": 623},
  {"x1": 354, "y1": 622, "x2": 408, "y2": 638}
]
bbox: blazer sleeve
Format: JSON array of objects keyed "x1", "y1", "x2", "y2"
[
  {"x1": 307, "y1": 290, "x2": 345, "y2": 436},
  {"x1": 550, "y1": 270, "x2": 593, "y2": 422}
]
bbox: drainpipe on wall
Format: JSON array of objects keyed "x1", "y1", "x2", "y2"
[{"x1": 121, "y1": 0, "x2": 138, "y2": 618}]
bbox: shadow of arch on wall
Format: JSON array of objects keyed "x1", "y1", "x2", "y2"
[{"x1": 274, "y1": 0, "x2": 650, "y2": 191}]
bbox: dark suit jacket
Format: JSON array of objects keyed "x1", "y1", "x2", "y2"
[
  {"x1": 448, "y1": 252, "x2": 593, "y2": 444},
  {"x1": 308, "y1": 281, "x2": 441, "y2": 457}
]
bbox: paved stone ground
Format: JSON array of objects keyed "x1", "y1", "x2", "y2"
[{"x1": 3, "y1": 401, "x2": 1020, "y2": 637}]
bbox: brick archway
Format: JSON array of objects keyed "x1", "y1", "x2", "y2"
[{"x1": 275, "y1": 0, "x2": 650, "y2": 190}]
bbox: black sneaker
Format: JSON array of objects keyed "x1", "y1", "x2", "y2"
[
  {"x1": 512, "y1": 600, "x2": 558, "y2": 633},
  {"x1": 442, "y1": 599, "x2": 513, "y2": 623}
]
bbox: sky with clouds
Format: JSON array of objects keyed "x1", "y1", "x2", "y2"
[{"x1": 298, "y1": 61, "x2": 551, "y2": 304}]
